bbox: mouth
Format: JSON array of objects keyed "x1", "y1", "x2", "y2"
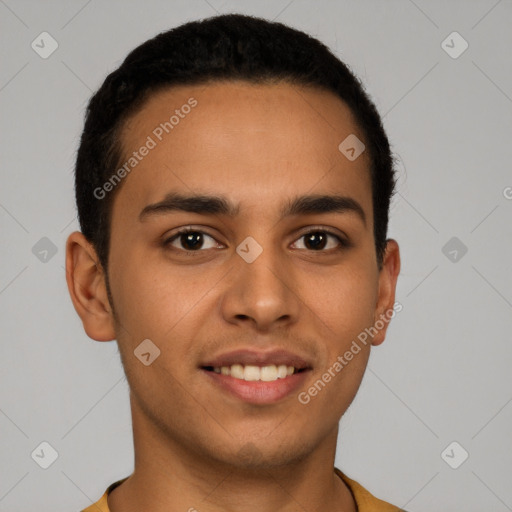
[
  {"x1": 200, "y1": 349, "x2": 312, "y2": 404},
  {"x1": 202, "y1": 364, "x2": 307, "y2": 382}
]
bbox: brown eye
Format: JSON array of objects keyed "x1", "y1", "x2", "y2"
[
  {"x1": 292, "y1": 230, "x2": 347, "y2": 251},
  {"x1": 165, "y1": 230, "x2": 219, "y2": 252},
  {"x1": 304, "y1": 232, "x2": 328, "y2": 250}
]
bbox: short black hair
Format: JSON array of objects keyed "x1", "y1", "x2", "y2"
[{"x1": 75, "y1": 13, "x2": 396, "y2": 273}]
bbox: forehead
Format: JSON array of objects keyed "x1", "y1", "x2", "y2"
[{"x1": 113, "y1": 81, "x2": 372, "y2": 222}]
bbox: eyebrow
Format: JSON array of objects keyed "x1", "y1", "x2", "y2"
[{"x1": 139, "y1": 192, "x2": 366, "y2": 225}]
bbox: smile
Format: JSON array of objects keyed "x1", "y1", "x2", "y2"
[{"x1": 204, "y1": 364, "x2": 303, "y2": 382}]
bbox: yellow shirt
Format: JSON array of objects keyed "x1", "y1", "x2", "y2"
[{"x1": 81, "y1": 468, "x2": 403, "y2": 511}]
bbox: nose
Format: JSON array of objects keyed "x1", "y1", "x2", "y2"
[{"x1": 219, "y1": 242, "x2": 301, "y2": 332}]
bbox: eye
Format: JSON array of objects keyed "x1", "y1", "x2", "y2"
[
  {"x1": 164, "y1": 229, "x2": 221, "y2": 252},
  {"x1": 291, "y1": 229, "x2": 347, "y2": 251},
  {"x1": 163, "y1": 227, "x2": 349, "y2": 255}
]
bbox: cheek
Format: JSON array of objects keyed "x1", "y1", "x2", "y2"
[
  {"x1": 307, "y1": 264, "x2": 379, "y2": 343},
  {"x1": 112, "y1": 272, "x2": 180, "y2": 338},
  {"x1": 109, "y1": 250, "x2": 223, "y2": 345}
]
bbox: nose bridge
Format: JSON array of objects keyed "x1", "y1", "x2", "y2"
[{"x1": 221, "y1": 234, "x2": 300, "y2": 329}]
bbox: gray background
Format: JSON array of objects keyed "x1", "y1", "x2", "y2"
[{"x1": 1, "y1": 0, "x2": 511, "y2": 510}]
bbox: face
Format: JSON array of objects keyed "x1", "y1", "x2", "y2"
[{"x1": 74, "y1": 81, "x2": 399, "y2": 469}]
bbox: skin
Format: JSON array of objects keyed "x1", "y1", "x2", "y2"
[{"x1": 66, "y1": 81, "x2": 400, "y2": 512}]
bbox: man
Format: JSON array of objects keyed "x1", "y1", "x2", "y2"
[{"x1": 66, "y1": 13, "x2": 402, "y2": 511}]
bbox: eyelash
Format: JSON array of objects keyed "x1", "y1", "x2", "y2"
[{"x1": 163, "y1": 226, "x2": 350, "y2": 255}]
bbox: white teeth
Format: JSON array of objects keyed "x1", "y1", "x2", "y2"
[
  {"x1": 212, "y1": 364, "x2": 298, "y2": 381},
  {"x1": 230, "y1": 364, "x2": 245, "y2": 379},
  {"x1": 277, "y1": 365, "x2": 288, "y2": 379},
  {"x1": 260, "y1": 365, "x2": 278, "y2": 381},
  {"x1": 244, "y1": 365, "x2": 260, "y2": 381}
]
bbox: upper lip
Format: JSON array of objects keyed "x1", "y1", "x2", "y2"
[{"x1": 201, "y1": 349, "x2": 312, "y2": 370}]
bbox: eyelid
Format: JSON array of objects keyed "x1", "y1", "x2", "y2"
[{"x1": 294, "y1": 224, "x2": 349, "y2": 242}]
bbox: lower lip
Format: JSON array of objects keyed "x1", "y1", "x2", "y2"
[{"x1": 202, "y1": 369, "x2": 310, "y2": 404}]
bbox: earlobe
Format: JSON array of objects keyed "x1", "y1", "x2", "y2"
[
  {"x1": 65, "y1": 231, "x2": 116, "y2": 342},
  {"x1": 371, "y1": 239, "x2": 401, "y2": 346}
]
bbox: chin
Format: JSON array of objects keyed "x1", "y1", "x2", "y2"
[{"x1": 209, "y1": 437, "x2": 314, "y2": 472}]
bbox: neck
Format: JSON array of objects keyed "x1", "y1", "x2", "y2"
[{"x1": 108, "y1": 394, "x2": 356, "y2": 512}]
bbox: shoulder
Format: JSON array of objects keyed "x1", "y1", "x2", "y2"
[
  {"x1": 80, "y1": 477, "x2": 129, "y2": 512},
  {"x1": 335, "y1": 468, "x2": 406, "y2": 512}
]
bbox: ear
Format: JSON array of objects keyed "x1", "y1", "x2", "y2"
[
  {"x1": 371, "y1": 239, "x2": 401, "y2": 346},
  {"x1": 65, "y1": 231, "x2": 116, "y2": 341}
]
